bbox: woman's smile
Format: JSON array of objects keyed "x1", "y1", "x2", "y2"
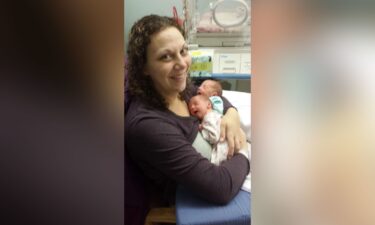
[{"x1": 170, "y1": 73, "x2": 186, "y2": 81}]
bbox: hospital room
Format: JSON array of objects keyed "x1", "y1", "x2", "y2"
[
  {"x1": 124, "y1": 0, "x2": 251, "y2": 224},
  {"x1": 3, "y1": 1, "x2": 374, "y2": 225}
]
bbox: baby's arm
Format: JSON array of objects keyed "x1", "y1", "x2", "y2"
[{"x1": 201, "y1": 112, "x2": 222, "y2": 144}]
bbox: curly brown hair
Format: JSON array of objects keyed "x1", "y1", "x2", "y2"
[{"x1": 126, "y1": 14, "x2": 191, "y2": 110}]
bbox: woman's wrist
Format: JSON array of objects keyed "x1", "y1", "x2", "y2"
[{"x1": 237, "y1": 143, "x2": 249, "y2": 159}]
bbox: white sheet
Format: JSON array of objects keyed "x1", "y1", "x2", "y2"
[{"x1": 222, "y1": 90, "x2": 251, "y2": 141}]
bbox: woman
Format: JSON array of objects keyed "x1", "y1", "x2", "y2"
[{"x1": 125, "y1": 14, "x2": 249, "y2": 220}]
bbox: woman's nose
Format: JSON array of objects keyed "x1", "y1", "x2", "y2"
[{"x1": 174, "y1": 55, "x2": 188, "y2": 70}]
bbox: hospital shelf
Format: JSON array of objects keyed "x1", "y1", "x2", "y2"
[
  {"x1": 212, "y1": 73, "x2": 251, "y2": 79},
  {"x1": 191, "y1": 73, "x2": 251, "y2": 79}
]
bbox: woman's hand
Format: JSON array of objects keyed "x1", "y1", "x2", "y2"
[{"x1": 220, "y1": 108, "x2": 246, "y2": 158}]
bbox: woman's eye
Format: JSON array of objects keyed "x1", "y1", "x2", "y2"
[
  {"x1": 160, "y1": 54, "x2": 172, "y2": 60},
  {"x1": 180, "y1": 48, "x2": 188, "y2": 55}
]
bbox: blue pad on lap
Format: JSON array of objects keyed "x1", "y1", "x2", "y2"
[{"x1": 176, "y1": 186, "x2": 251, "y2": 225}]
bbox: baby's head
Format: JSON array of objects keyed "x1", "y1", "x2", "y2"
[
  {"x1": 197, "y1": 79, "x2": 222, "y2": 97},
  {"x1": 188, "y1": 95, "x2": 212, "y2": 120}
]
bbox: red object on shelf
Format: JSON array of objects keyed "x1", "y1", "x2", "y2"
[{"x1": 173, "y1": 6, "x2": 184, "y2": 27}]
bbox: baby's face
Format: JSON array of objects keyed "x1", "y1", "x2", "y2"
[
  {"x1": 188, "y1": 96, "x2": 210, "y2": 120},
  {"x1": 197, "y1": 80, "x2": 216, "y2": 96}
]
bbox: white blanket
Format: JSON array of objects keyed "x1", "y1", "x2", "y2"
[{"x1": 222, "y1": 90, "x2": 251, "y2": 141}]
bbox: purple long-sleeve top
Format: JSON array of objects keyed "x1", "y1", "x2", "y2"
[{"x1": 125, "y1": 84, "x2": 249, "y2": 206}]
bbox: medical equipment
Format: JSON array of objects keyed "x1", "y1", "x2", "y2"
[{"x1": 184, "y1": 0, "x2": 251, "y2": 47}]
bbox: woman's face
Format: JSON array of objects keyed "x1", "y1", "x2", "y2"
[{"x1": 143, "y1": 27, "x2": 191, "y2": 98}]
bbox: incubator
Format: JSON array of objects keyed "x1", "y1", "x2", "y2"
[
  {"x1": 183, "y1": 0, "x2": 251, "y2": 47},
  {"x1": 183, "y1": 0, "x2": 251, "y2": 92}
]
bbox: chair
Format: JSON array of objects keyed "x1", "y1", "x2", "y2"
[{"x1": 144, "y1": 207, "x2": 176, "y2": 225}]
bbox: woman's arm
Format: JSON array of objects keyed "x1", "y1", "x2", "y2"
[
  {"x1": 221, "y1": 96, "x2": 247, "y2": 157},
  {"x1": 126, "y1": 116, "x2": 249, "y2": 204}
]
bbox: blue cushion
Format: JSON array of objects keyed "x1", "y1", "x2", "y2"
[{"x1": 176, "y1": 186, "x2": 251, "y2": 225}]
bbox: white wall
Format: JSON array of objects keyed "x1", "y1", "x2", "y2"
[{"x1": 124, "y1": 0, "x2": 183, "y2": 52}]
